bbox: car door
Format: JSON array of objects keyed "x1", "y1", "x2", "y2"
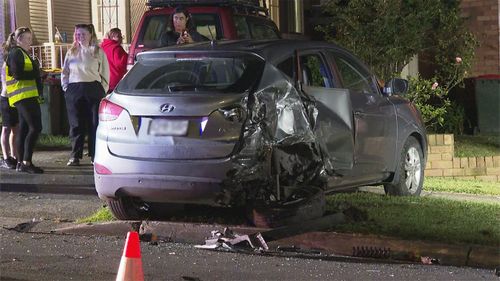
[
  {"x1": 277, "y1": 50, "x2": 354, "y2": 174},
  {"x1": 326, "y1": 50, "x2": 397, "y2": 182}
]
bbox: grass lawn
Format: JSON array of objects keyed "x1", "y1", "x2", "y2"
[
  {"x1": 35, "y1": 134, "x2": 71, "y2": 150},
  {"x1": 77, "y1": 207, "x2": 115, "y2": 224},
  {"x1": 326, "y1": 192, "x2": 500, "y2": 246},
  {"x1": 424, "y1": 177, "x2": 500, "y2": 195},
  {"x1": 454, "y1": 134, "x2": 500, "y2": 157},
  {"x1": 78, "y1": 178, "x2": 500, "y2": 247}
]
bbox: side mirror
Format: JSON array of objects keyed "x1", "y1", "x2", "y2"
[{"x1": 383, "y1": 78, "x2": 409, "y2": 96}]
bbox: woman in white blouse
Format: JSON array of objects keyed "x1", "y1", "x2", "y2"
[{"x1": 61, "y1": 24, "x2": 109, "y2": 166}]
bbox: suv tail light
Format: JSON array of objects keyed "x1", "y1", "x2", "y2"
[
  {"x1": 94, "y1": 162, "x2": 112, "y2": 174},
  {"x1": 99, "y1": 99, "x2": 124, "y2": 121}
]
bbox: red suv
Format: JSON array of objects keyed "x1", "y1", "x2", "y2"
[{"x1": 127, "y1": 0, "x2": 281, "y2": 68}]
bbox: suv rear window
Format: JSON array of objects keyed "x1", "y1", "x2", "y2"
[
  {"x1": 118, "y1": 52, "x2": 265, "y2": 94},
  {"x1": 139, "y1": 14, "x2": 221, "y2": 48}
]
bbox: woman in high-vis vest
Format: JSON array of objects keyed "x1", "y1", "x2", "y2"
[
  {"x1": 5, "y1": 27, "x2": 44, "y2": 174},
  {"x1": 61, "y1": 24, "x2": 109, "y2": 166}
]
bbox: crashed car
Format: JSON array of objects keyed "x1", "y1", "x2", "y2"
[{"x1": 94, "y1": 39, "x2": 427, "y2": 220}]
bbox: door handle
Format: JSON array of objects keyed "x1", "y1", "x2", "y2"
[{"x1": 354, "y1": 111, "x2": 367, "y2": 117}]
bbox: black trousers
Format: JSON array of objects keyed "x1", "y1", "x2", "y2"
[
  {"x1": 14, "y1": 97, "x2": 42, "y2": 163},
  {"x1": 64, "y1": 81, "x2": 104, "y2": 161}
]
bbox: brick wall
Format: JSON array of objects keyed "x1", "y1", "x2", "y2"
[
  {"x1": 460, "y1": 0, "x2": 500, "y2": 76},
  {"x1": 425, "y1": 134, "x2": 500, "y2": 182}
]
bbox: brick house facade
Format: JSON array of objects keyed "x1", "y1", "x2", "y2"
[{"x1": 460, "y1": 0, "x2": 500, "y2": 77}]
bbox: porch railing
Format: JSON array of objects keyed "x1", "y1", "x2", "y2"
[
  {"x1": 31, "y1": 43, "x2": 131, "y2": 71},
  {"x1": 30, "y1": 43, "x2": 71, "y2": 71}
]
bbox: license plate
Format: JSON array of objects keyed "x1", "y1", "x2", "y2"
[{"x1": 149, "y1": 119, "x2": 188, "y2": 136}]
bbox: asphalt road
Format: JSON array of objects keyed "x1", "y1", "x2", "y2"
[{"x1": 0, "y1": 191, "x2": 497, "y2": 280}]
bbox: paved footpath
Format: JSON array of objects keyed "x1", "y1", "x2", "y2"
[{"x1": 1, "y1": 150, "x2": 95, "y2": 194}]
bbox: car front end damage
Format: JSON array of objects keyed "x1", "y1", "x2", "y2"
[{"x1": 218, "y1": 63, "x2": 337, "y2": 207}]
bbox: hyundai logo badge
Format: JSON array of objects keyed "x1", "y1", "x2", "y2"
[{"x1": 160, "y1": 103, "x2": 175, "y2": 113}]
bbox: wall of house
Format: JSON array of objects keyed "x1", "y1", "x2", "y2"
[
  {"x1": 425, "y1": 134, "x2": 500, "y2": 182},
  {"x1": 54, "y1": 0, "x2": 91, "y2": 43},
  {"x1": 6, "y1": 0, "x2": 91, "y2": 45},
  {"x1": 460, "y1": 0, "x2": 500, "y2": 76},
  {"x1": 28, "y1": 0, "x2": 48, "y2": 44}
]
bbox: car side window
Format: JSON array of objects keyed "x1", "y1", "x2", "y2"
[
  {"x1": 300, "y1": 54, "x2": 332, "y2": 88},
  {"x1": 246, "y1": 17, "x2": 280, "y2": 39},
  {"x1": 193, "y1": 14, "x2": 221, "y2": 40},
  {"x1": 329, "y1": 51, "x2": 377, "y2": 94},
  {"x1": 233, "y1": 16, "x2": 251, "y2": 39},
  {"x1": 250, "y1": 23, "x2": 280, "y2": 39},
  {"x1": 140, "y1": 15, "x2": 168, "y2": 48}
]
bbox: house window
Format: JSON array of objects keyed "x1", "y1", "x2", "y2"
[{"x1": 96, "y1": 0, "x2": 118, "y2": 34}]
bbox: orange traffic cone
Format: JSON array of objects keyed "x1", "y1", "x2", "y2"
[{"x1": 116, "y1": 231, "x2": 144, "y2": 281}]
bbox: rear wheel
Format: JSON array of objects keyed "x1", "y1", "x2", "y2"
[
  {"x1": 384, "y1": 136, "x2": 424, "y2": 196},
  {"x1": 106, "y1": 197, "x2": 142, "y2": 220}
]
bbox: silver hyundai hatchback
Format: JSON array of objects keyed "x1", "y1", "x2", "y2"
[{"x1": 94, "y1": 40, "x2": 427, "y2": 220}]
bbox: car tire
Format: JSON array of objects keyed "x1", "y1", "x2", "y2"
[
  {"x1": 107, "y1": 197, "x2": 141, "y2": 220},
  {"x1": 384, "y1": 136, "x2": 424, "y2": 196}
]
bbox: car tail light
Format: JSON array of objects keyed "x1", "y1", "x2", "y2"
[
  {"x1": 127, "y1": 53, "x2": 135, "y2": 66},
  {"x1": 94, "y1": 162, "x2": 112, "y2": 175},
  {"x1": 99, "y1": 99, "x2": 123, "y2": 121}
]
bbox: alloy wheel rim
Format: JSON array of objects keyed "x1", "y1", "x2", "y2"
[{"x1": 404, "y1": 147, "x2": 421, "y2": 194}]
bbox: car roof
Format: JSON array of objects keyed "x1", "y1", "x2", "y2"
[{"x1": 147, "y1": 39, "x2": 343, "y2": 65}]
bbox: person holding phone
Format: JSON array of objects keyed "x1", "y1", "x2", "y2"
[{"x1": 159, "y1": 6, "x2": 208, "y2": 47}]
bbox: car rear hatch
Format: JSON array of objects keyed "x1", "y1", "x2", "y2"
[{"x1": 101, "y1": 50, "x2": 265, "y2": 160}]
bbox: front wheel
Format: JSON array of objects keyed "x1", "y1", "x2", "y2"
[{"x1": 384, "y1": 136, "x2": 424, "y2": 196}]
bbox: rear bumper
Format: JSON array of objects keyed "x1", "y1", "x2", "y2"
[
  {"x1": 94, "y1": 173, "x2": 223, "y2": 205},
  {"x1": 93, "y1": 142, "x2": 233, "y2": 204}
]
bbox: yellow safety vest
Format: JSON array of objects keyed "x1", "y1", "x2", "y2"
[{"x1": 5, "y1": 49, "x2": 39, "y2": 106}]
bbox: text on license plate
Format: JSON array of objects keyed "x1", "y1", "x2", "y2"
[{"x1": 149, "y1": 119, "x2": 188, "y2": 136}]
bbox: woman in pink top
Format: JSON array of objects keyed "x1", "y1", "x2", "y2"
[{"x1": 100, "y1": 28, "x2": 127, "y2": 93}]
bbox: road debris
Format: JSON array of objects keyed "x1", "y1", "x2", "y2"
[
  {"x1": 420, "y1": 256, "x2": 440, "y2": 265},
  {"x1": 195, "y1": 227, "x2": 269, "y2": 252},
  {"x1": 3, "y1": 221, "x2": 40, "y2": 233}
]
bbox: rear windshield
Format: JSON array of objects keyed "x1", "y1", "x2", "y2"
[
  {"x1": 117, "y1": 52, "x2": 265, "y2": 94},
  {"x1": 138, "y1": 14, "x2": 221, "y2": 48},
  {"x1": 137, "y1": 13, "x2": 279, "y2": 49}
]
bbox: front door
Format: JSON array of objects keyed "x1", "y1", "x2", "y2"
[
  {"x1": 294, "y1": 51, "x2": 355, "y2": 174},
  {"x1": 326, "y1": 50, "x2": 397, "y2": 183}
]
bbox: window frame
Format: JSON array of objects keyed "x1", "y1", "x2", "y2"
[
  {"x1": 326, "y1": 49, "x2": 381, "y2": 95},
  {"x1": 297, "y1": 50, "x2": 335, "y2": 89}
]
